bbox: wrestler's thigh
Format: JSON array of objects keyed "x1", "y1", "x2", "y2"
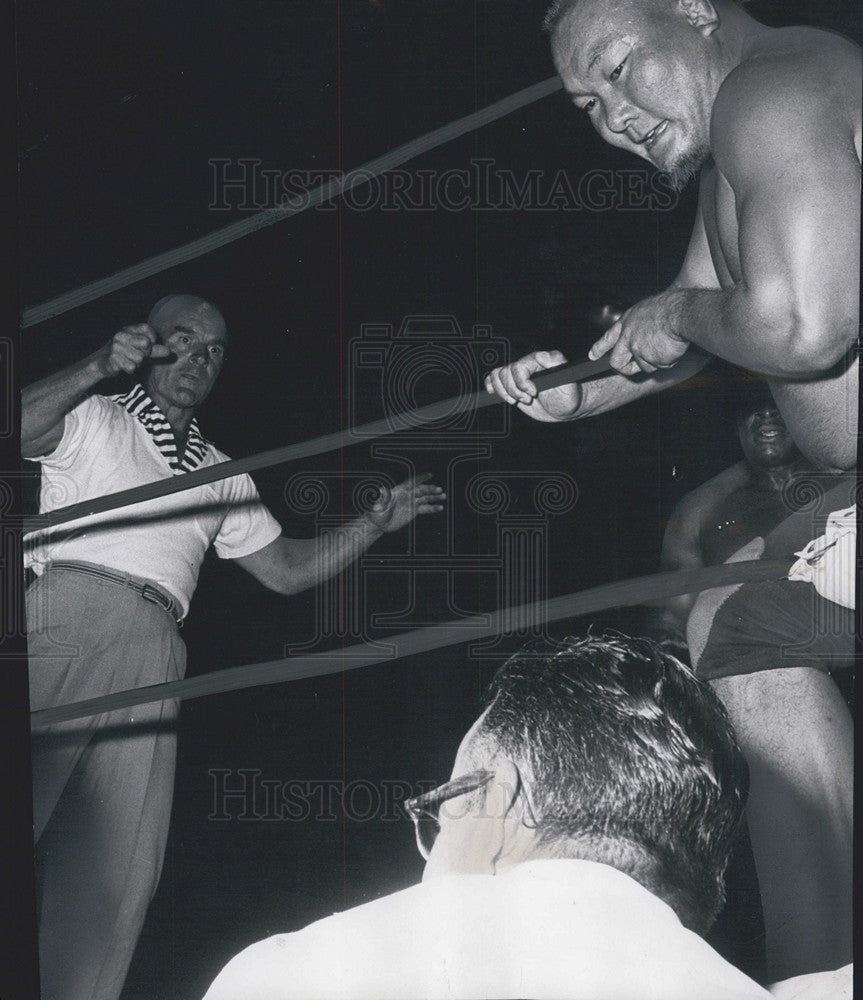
[{"x1": 710, "y1": 668, "x2": 853, "y2": 762}]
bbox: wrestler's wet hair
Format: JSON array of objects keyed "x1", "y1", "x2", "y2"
[
  {"x1": 543, "y1": 0, "x2": 753, "y2": 35},
  {"x1": 478, "y1": 633, "x2": 748, "y2": 934}
]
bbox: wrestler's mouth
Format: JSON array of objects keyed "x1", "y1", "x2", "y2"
[
  {"x1": 756, "y1": 425, "x2": 785, "y2": 441},
  {"x1": 642, "y1": 120, "x2": 669, "y2": 150},
  {"x1": 179, "y1": 371, "x2": 203, "y2": 384}
]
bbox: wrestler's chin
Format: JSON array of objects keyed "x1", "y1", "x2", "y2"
[
  {"x1": 660, "y1": 147, "x2": 709, "y2": 192},
  {"x1": 652, "y1": 127, "x2": 710, "y2": 191}
]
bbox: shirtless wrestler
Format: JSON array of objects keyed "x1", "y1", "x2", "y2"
[{"x1": 485, "y1": 0, "x2": 859, "y2": 980}]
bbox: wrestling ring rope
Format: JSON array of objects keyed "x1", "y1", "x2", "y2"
[
  {"x1": 22, "y1": 358, "x2": 610, "y2": 534},
  {"x1": 22, "y1": 76, "x2": 562, "y2": 328},
  {"x1": 30, "y1": 559, "x2": 792, "y2": 727},
  {"x1": 22, "y1": 77, "x2": 794, "y2": 729}
]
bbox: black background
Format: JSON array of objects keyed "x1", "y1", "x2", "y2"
[{"x1": 11, "y1": 2, "x2": 860, "y2": 996}]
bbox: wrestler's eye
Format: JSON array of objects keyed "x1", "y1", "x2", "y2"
[
  {"x1": 583, "y1": 98, "x2": 598, "y2": 113},
  {"x1": 610, "y1": 59, "x2": 626, "y2": 81},
  {"x1": 209, "y1": 345, "x2": 224, "y2": 358}
]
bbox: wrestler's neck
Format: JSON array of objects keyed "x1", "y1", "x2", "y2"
[
  {"x1": 748, "y1": 458, "x2": 806, "y2": 494},
  {"x1": 712, "y1": 1, "x2": 777, "y2": 74}
]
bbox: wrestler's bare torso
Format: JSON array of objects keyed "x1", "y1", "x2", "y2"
[
  {"x1": 488, "y1": 12, "x2": 860, "y2": 471},
  {"x1": 697, "y1": 28, "x2": 861, "y2": 471}
]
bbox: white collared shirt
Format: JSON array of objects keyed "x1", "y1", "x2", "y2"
[
  {"x1": 202, "y1": 859, "x2": 772, "y2": 1000},
  {"x1": 25, "y1": 390, "x2": 282, "y2": 617}
]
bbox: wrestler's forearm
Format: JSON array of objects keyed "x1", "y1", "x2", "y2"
[
  {"x1": 21, "y1": 351, "x2": 106, "y2": 456},
  {"x1": 669, "y1": 287, "x2": 854, "y2": 377},
  {"x1": 572, "y1": 348, "x2": 711, "y2": 419}
]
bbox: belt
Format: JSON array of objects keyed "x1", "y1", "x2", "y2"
[{"x1": 44, "y1": 561, "x2": 184, "y2": 625}]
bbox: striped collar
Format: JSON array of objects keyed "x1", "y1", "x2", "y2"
[{"x1": 111, "y1": 384, "x2": 210, "y2": 473}]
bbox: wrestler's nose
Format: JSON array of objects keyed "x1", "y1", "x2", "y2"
[
  {"x1": 189, "y1": 347, "x2": 208, "y2": 366},
  {"x1": 754, "y1": 405, "x2": 780, "y2": 424},
  {"x1": 605, "y1": 99, "x2": 636, "y2": 134}
]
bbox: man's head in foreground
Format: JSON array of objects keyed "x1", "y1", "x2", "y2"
[
  {"x1": 546, "y1": 0, "x2": 748, "y2": 190},
  {"x1": 408, "y1": 634, "x2": 748, "y2": 935}
]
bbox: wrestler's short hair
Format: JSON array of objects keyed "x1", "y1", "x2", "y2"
[
  {"x1": 543, "y1": 0, "x2": 581, "y2": 34},
  {"x1": 543, "y1": 0, "x2": 753, "y2": 35},
  {"x1": 478, "y1": 634, "x2": 748, "y2": 933}
]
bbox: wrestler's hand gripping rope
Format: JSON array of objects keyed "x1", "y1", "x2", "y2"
[{"x1": 27, "y1": 358, "x2": 793, "y2": 727}]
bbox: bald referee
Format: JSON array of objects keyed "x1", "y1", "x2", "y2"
[{"x1": 23, "y1": 294, "x2": 445, "y2": 1000}]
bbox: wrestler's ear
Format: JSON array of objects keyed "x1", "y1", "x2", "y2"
[{"x1": 677, "y1": 0, "x2": 719, "y2": 36}]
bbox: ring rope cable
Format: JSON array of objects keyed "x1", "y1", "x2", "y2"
[
  {"x1": 23, "y1": 358, "x2": 609, "y2": 534},
  {"x1": 22, "y1": 77, "x2": 563, "y2": 328},
  {"x1": 20, "y1": 81, "x2": 790, "y2": 736},
  {"x1": 31, "y1": 558, "x2": 792, "y2": 727}
]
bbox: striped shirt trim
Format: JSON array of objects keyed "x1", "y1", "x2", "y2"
[{"x1": 110, "y1": 384, "x2": 210, "y2": 474}]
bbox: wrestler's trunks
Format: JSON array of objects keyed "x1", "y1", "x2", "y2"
[{"x1": 697, "y1": 475, "x2": 857, "y2": 681}]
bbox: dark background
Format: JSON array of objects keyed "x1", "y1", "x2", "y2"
[{"x1": 13, "y1": 2, "x2": 859, "y2": 996}]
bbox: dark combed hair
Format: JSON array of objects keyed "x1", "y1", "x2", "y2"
[{"x1": 480, "y1": 633, "x2": 748, "y2": 933}]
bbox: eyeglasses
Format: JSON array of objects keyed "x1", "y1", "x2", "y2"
[{"x1": 404, "y1": 769, "x2": 495, "y2": 860}]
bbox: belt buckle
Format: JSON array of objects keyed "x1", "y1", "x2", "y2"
[{"x1": 141, "y1": 583, "x2": 175, "y2": 621}]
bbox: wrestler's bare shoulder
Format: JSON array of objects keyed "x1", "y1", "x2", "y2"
[
  {"x1": 669, "y1": 461, "x2": 750, "y2": 527},
  {"x1": 710, "y1": 28, "x2": 862, "y2": 170}
]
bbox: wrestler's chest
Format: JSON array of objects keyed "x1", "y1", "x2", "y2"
[{"x1": 700, "y1": 166, "x2": 741, "y2": 288}]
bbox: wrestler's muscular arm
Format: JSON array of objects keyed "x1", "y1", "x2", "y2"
[
  {"x1": 484, "y1": 193, "x2": 719, "y2": 421},
  {"x1": 593, "y1": 46, "x2": 861, "y2": 377},
  {"x1": 21, "y1": 326, "x2": 170, "y2": 458}
]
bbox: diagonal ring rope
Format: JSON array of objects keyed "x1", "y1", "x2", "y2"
[
  {"x1": 23, "y1": 358, "x2": 608, "y2": 534},
  {"x1": 30, "y1": 558, "x2": 791, "y2": 727},
  {"x1": 22, "y1": 77, "x2": 563, "y2": 328}
]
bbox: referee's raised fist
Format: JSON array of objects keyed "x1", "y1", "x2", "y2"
[{"x1": 97, "y1": 324, "x2": 172, "y2": 377}]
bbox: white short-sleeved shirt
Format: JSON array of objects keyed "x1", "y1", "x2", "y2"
[
  {"x1": 202, "y1": 859, "x2": 772, "y2": 1000},
  {"x1": 24, "y1": 389, "x2": 282, "y2": 618}
]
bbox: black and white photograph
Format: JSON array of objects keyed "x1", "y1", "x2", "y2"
[{"x1": 3, "y1": 1, "x2": 859, "y2": 997}]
